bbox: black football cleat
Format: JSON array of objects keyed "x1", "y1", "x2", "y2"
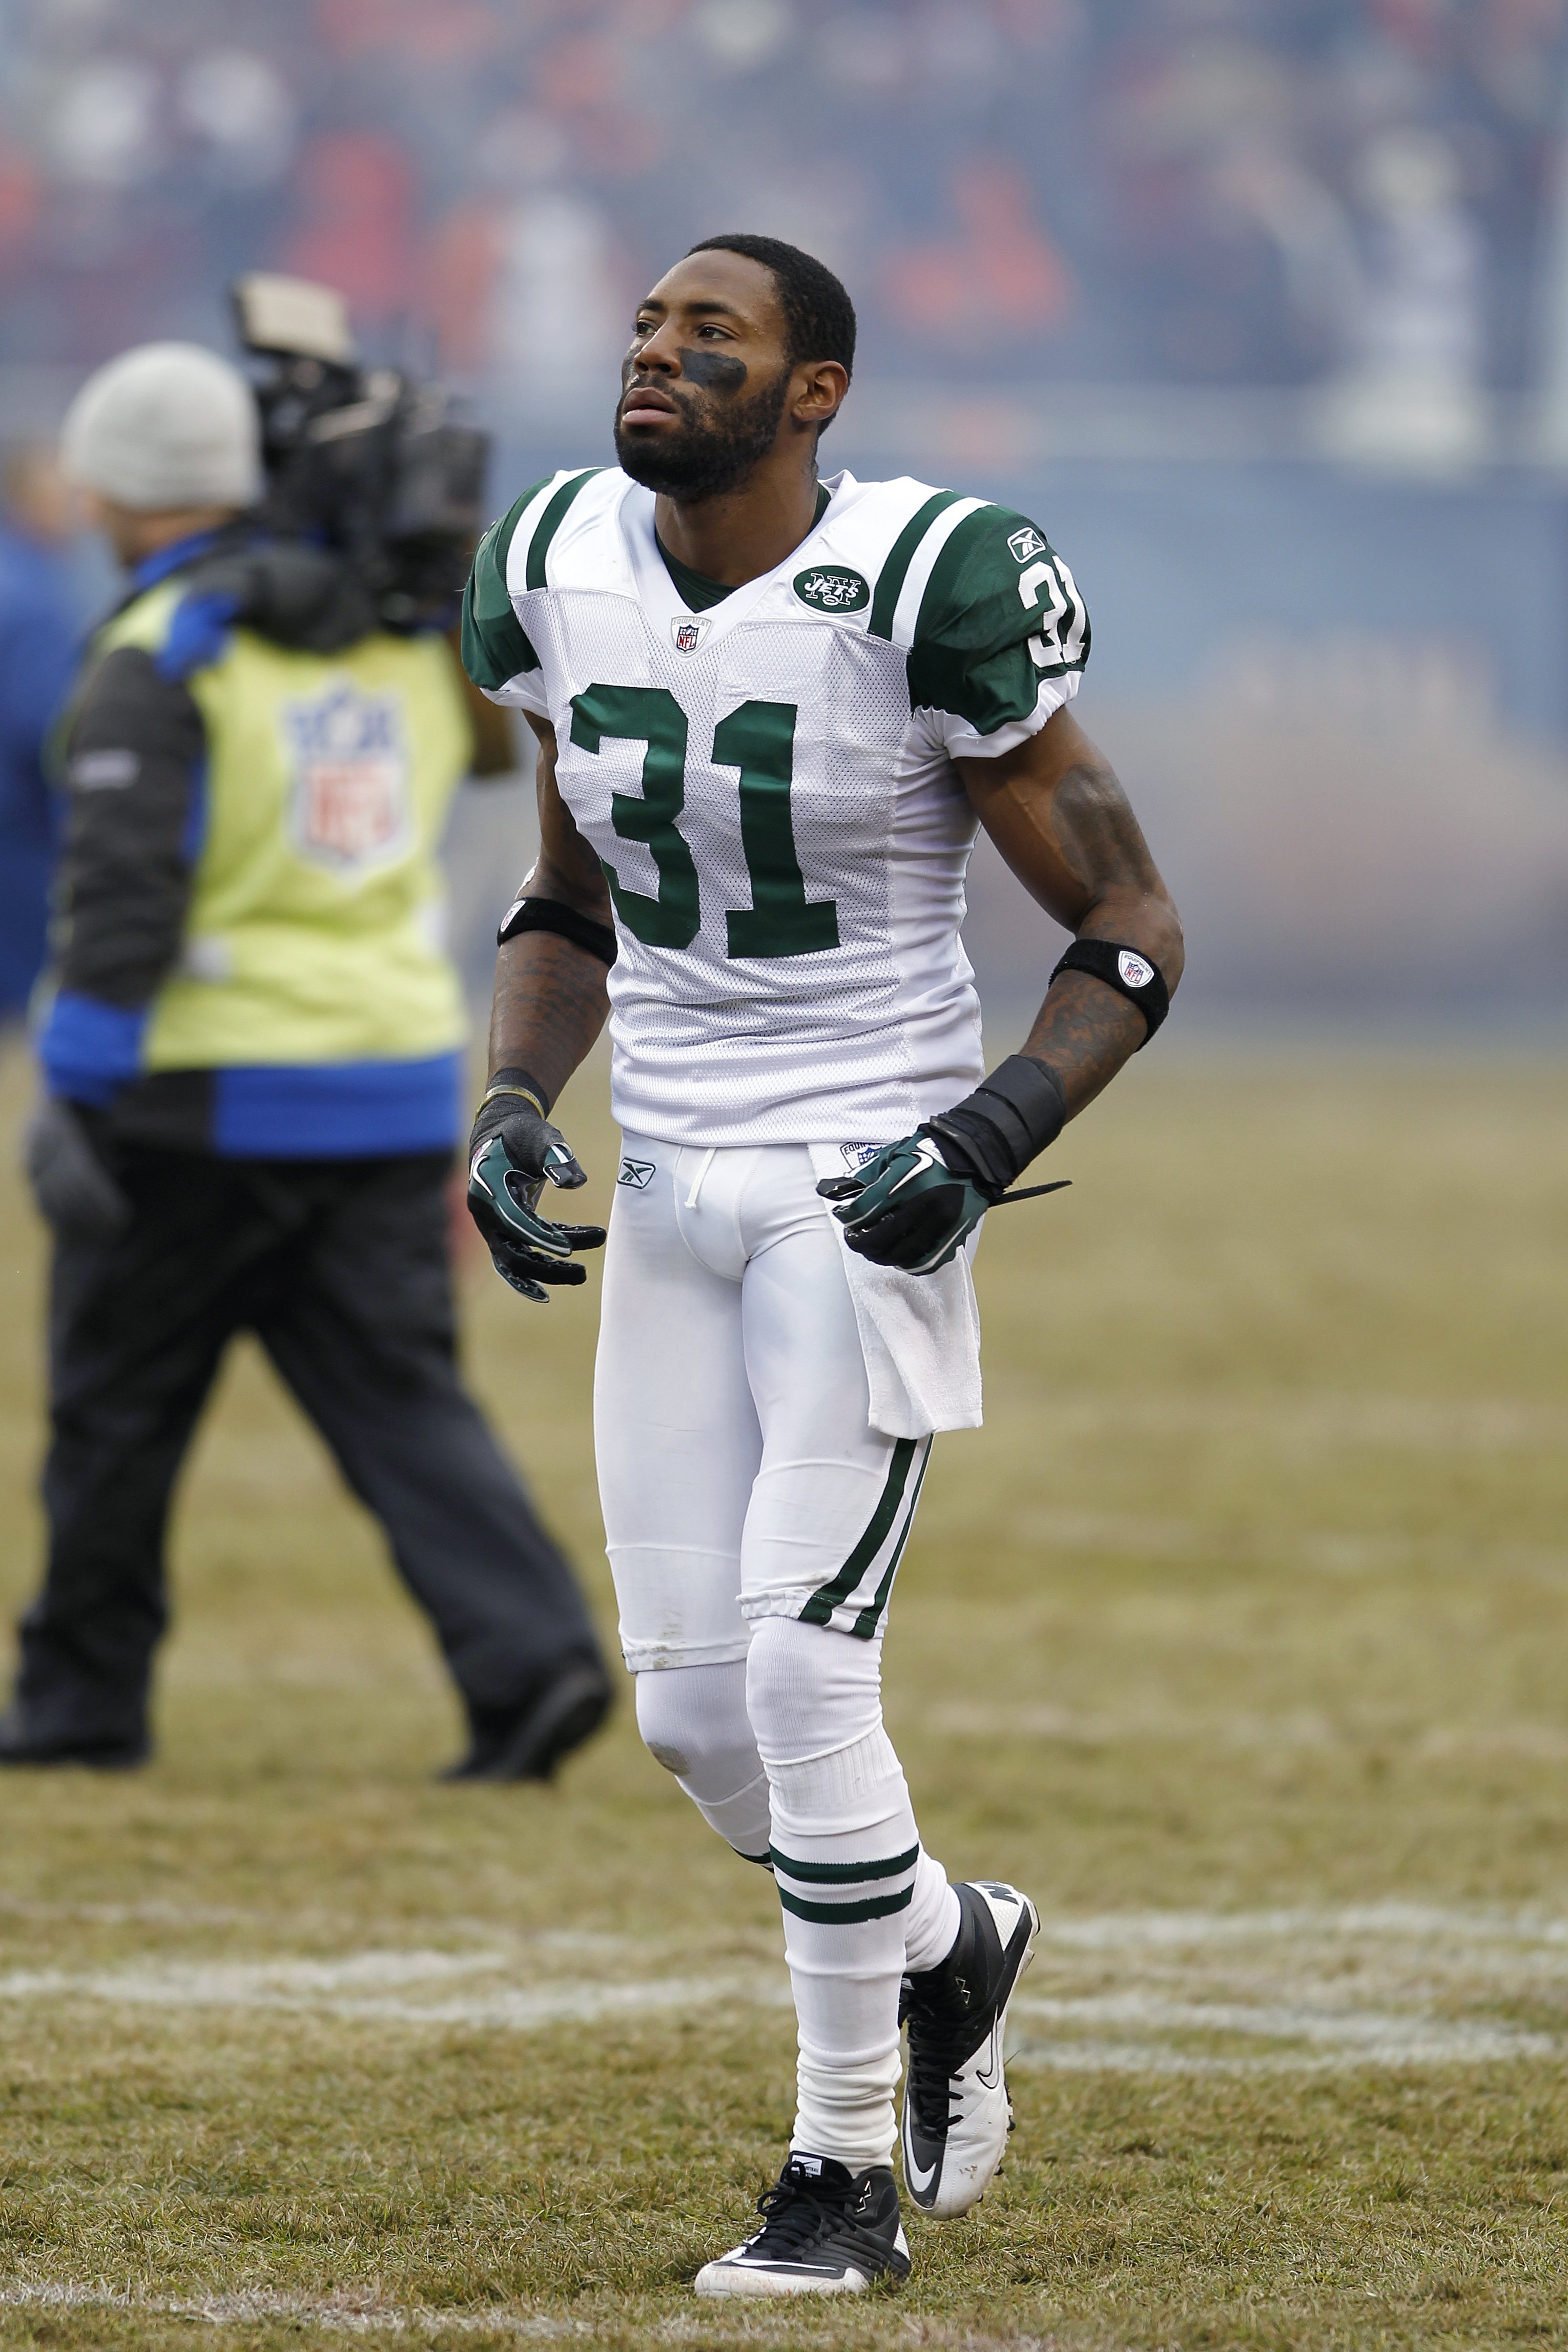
[
  {"x1": 441, "y1": 1661, "x2": 612, "y2": 1783},
  {"x1": 900, "y1": 1878, "x2": 1039, "y2": 2217},
  {"x1": 0, "y1": 1711, "x2": 148, "y2": 1770},
  {"x1": 694, "y1": 2153, "x2": 912, "y2": 2297}
]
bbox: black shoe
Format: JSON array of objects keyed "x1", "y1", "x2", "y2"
[
  {"x1": 695, "y1": 2154, "x2": 911, "y2": 2297},
  {"x1": 440, "y1": 1662, "x2": 612, "y2": 1783},
  {"x1": 900, "y1": 1879, "x2": 1039, "y2": 2218},
  {"x1": 0, "y1": 1711, "x2": 148, "y2": 1771}
]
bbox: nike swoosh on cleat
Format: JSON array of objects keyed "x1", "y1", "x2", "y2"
[{"x1": 974, "y1": 2027, "x2": 1004, "y2": 2091}]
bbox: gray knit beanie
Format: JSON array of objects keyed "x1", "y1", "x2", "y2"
[{"x1": 60, "y1": 342, "x2": 263, "y2": 511}]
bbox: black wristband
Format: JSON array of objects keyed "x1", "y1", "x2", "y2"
[
  {"x1": 1049, "y1": 939, "x2": 1169, "y2": 1043},
  {"x1": 473, "y1": 1064, "x2": 554, "y2": 1129},
  {"x1": 923, "y1": 1054, "x2": 1068, "y2": 1193},
  {"x1": 498, "y1": 895, "x2": 617, "y2": 966}
]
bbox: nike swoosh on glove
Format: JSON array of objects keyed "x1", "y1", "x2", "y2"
[{"x1": 816, "y1": 1133, "x2": 998, "y2": 1277}]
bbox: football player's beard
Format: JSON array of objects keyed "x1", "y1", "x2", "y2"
[{"x1": 614, "y1": 368, "x2": 792, "y2": 501}]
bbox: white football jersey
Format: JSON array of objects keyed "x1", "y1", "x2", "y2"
[{"x1": 463, "y1": 466, "x2": 1087, "y2": 1147}]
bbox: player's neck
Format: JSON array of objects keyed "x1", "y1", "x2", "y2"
[{"x1": 653, "y1": 461, "x2": 821, "y2": 589}]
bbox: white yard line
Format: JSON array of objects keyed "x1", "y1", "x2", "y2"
[
  {"x1": 0, "y1": 1907, "x2": 1560, "y2": 2072},
  {"x1": 0, "y1": 2282, "x2": 590, "y2": 2335},
  {"x1": 1031, "y1": 1902, "x2": 1568, "y2": 1949},
  {"x1": 0, "y1": 1954, "x2": 793, "y2": 2029},
  {"x1": 1010, "y1": 1991, "x2": 1555, "y2": 2069},
  {"x1": 1008, "y1": 2039, "x2": 1543, "y2": 2076}
]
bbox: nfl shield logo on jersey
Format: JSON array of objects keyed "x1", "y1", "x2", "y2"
[
  {"x1": 284, "y1": 682, "x2": 411, "y2": 874},
  {"x1": 671, "y1": 616, "x2": 712, "y2": 655},
  {"x1": 1008, "y1": 526, "x2": 1047, "y2": 564}
]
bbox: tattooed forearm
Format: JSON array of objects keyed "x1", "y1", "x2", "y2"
[
  {"x1": 959, "y1": 707, "x2": 1183, "y2": 1121},
  {"x1": 1019, "y1": 971, "x2": 1146, "y2": 1116},
  {"x1": 487, "y1": 930, "x2": 609, "y2": 1112},
  {"x1": 483, "y1": 712, "x2": 614, "y2": 1110}
]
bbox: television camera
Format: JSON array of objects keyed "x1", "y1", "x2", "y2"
[{"x1": 231, "y1": 272, "x2": 490, "y2": 632}]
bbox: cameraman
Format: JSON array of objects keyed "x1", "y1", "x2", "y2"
[{"x1": 4, "y1": 341, "x2": 612, "y2": 1777}]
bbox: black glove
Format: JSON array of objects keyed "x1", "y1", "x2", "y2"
[
  {"x1": 466, "y1": 1067, "x2": 606, "y2": 1304},
  {"x1": 817, "y1": 1056, "x2": 1070, "y2": 1276},
  {"x1": 24, "y1": 1098, "x2": 132, "y2": 1243}
]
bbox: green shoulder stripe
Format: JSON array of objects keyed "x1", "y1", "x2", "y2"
[
  {"x1": 525, "y1": 467, "x2": 605, "y2": 590},
  {"x1": 907, "y1": 502, "x2": 1088, "y2": 738},
  {"x1": 460, "y1": 476, "x2": 550, "y2": 692},
  {"x1": 867, "y1": 490, "x2": 962, "y2": 640}
]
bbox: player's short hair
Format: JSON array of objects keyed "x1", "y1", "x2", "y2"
[{"x1": 686, "y1": 234, "x2": 856, "y2": 431}]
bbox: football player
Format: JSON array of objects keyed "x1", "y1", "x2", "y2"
[{"x1": 461, "y1": 234, "x2": 1182, "y2": 2296}]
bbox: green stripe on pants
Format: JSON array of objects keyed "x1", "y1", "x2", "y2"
[{"x1": 798, "y1": 1438, "x2": 918, "y2": 1628}]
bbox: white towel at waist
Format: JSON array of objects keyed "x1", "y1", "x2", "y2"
[{"x1": 807, "y1": 1140, "x2": 983, "y2": 1440}]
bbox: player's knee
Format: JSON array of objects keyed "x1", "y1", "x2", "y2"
[
  {"x1": 745, "y1": 1613, "x2": 884, "y2": 1766},
  {"x1": 634, "y1": 1660, "x2": 757, "y2": 1792}
]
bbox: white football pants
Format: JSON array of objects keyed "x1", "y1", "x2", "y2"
[{"x1": 596, "y1": 1136, "x2": 961, "y2": 2170}]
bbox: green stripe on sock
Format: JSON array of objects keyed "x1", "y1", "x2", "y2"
[
  {"x1": 799, "y1": 1439, "x2": 917, "y2": 1628},
  {"x1": 867, "y1": 490, "x2": 962, "y2": 640},
  {"x1": 525, "y1": 468, "x2": 604, "y2": 589},
  {"x1": 777, "y1": 1883, "x2": 915, "y2": 1925},
  {"x1": 769, "y1": 1842, "x2": 919, "y2": 1885}
]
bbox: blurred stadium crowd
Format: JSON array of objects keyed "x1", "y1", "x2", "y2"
[
  {"x1": 0, "y1": 0, "x2": 1562, "y2": 418},
  {"x1": 3, "y1": 0, "x2": 1567, "y2": 1028}
]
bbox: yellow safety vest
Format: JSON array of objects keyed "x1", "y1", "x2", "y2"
[{"x1": 93, "y1": 581, "x2": 471, "y2": 1070}]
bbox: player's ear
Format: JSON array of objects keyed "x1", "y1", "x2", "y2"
[{"x1": 793, "y1": 360, "x2": 848, "y2": 431}]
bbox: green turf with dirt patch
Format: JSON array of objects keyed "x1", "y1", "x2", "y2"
[{"x1": 1, "y1": 1037, "x2": 1565, "y2": 2350}]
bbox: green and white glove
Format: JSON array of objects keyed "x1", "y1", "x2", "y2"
[
  {"x1": 817, "y1": 1055, "x2": 1070, "y2": 1276},
  {"x1": 466, "y1": 1068, "x2": 606, "y2": 1304}
]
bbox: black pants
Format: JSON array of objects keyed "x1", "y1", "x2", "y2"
[{"x1": 17, "y1": 1147, "x2": 605, "y2": 1749}]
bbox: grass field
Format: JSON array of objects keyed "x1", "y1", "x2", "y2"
[{"x1": 1, "y1": 1033, "x2": 1567, "y2": 2351}]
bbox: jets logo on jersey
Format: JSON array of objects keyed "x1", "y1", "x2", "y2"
[
  {"x1": 1008, "y1": 525, "x2": 1047, "y2": 564},
  {"x1": 1117, "y1": 950, "x2": 1154, "y2": 989},
  {"x1": 792, "y1": 565, "x2": 870, "y2": 614},
  {"x1": 671, "y1": 616, "x2": 713, "y2": 655}
]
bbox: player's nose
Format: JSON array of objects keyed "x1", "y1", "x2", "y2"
[{"x1": 632, "y1": 318, "x2": 683, "y2": 376}]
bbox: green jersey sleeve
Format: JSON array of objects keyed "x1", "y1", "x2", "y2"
[
  {"x1": 905, "y1": 504, "x2": 1089, "y2": 751},
  {"x1": 460, "y1": 477, "x2": 549, "y2": 695}
]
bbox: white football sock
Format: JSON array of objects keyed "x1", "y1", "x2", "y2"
[
  {"x1": 634, "y1": 1661, "x2": 771, "y2": 1862},
  {"x1": 906, "y1": 1845, "x2": 962, "y2": 1974},
  {"x1": 746, "y1": 1614, "x2": 957, "y2": 2171}
]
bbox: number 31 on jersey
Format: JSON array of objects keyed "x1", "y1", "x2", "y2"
[{"x1": 570, "y1": 683, "x2": 840, "y2": 961}]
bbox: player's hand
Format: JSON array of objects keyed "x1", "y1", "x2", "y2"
[
  {"x1": 817, "y1": 1132, "x2": 998, "y2": 1277},
  {"x1": 466, "y1": 1078, "x2": 605, "y2": 1303},
  {"x1": 24, "y1": 1097, "x2": 131, "y2": 1244}
]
